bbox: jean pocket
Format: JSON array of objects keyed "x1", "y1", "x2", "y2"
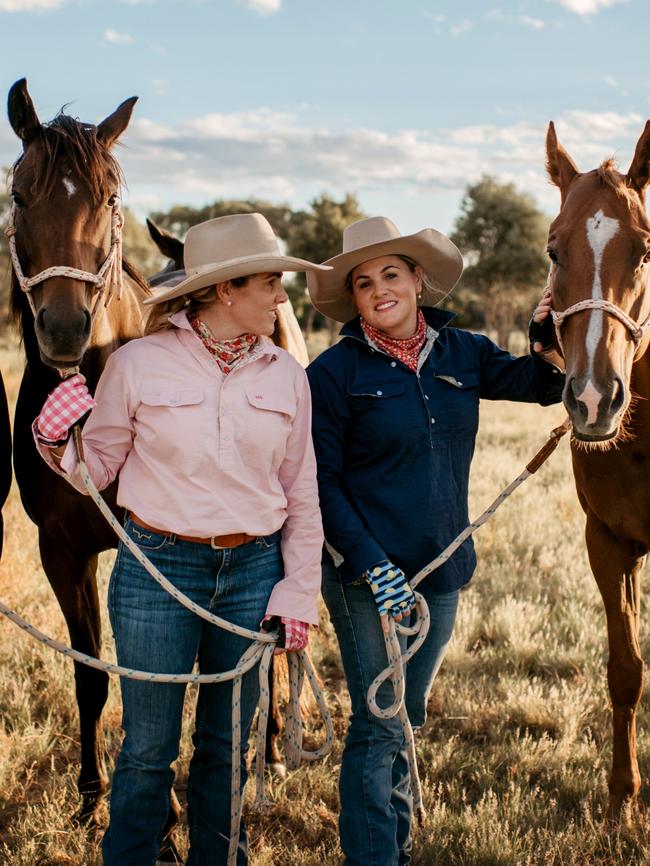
[
  {"x1": 255, "y1": 530, "x2": 282, "y2": 550},
  {"x1": 126, "y1": 518, "x2": 170, "y2": 550}
]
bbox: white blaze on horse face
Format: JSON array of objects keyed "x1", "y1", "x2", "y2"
[
  {"x1": 62, "y1": 177, "x2": 76, "y2": 198},
  {"x1": 575, "y1": 209, "x2": 620, "y2": 420}
]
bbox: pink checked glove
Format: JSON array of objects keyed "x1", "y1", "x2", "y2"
[
  {"x1": 261, "y1": 615, "x2": 309, "y2": 654},
  {"x1": 36, "y1": 374, "x2": 96, "y2": 445}
]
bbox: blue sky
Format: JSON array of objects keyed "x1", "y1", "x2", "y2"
[{"x1": 1, "y1": 0, "x2": 648, "y2": 236}]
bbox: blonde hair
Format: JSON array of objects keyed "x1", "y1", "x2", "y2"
[{"x1": 144, "y1": 276, "x2": 249, "y2": 335}]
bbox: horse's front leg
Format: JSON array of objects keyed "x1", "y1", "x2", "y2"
[
  {"x1": 585, "y1": 512, "x2": 645, "y2": 823},
  {"x1": 39, "y1": 534, "x2": 109, "y2": 821}
]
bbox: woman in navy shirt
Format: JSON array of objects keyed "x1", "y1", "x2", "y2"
[{"x1": 306, "y1": 217, "x2": 562, "y2": 866}]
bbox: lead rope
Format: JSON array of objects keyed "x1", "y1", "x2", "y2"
[{"x1": 367, "y1": 416, "x2": 572, "y2": 824}]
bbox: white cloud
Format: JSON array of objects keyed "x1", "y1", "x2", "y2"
[
  {"x1": 520, "y1": 15, "x2": 545, "y2": 28},
  {"x1": 0, "y1": 0, "x2": 65, "y2": 9},
  {"x1": 3, "y1": 105, "x2": 646, "y2": 231},
  {"x1": 450, "y1": 18, "x2": 472, "y2": 36},
  {"x1": 549, "y1": 0, "x2": 629, "y2": 15},
  {"x1": 104, "y1": 28, "x2": 134, "y2": 44},
  {"x1": 245, "y1": 0, "x2": 282, "y2": 13}
]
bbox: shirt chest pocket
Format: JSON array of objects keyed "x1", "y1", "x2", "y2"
[
  {"x1": 238, "y1": 389, "x2": 296, "y2": 470},
  {"x1": 348, "y1": 381, "x2": 410, "y2": 447},
  {"x1": 136, "y1": 387, "x2": 208, "y2": 472},
  {"x1": 431, "y1": 371, "x2": 480, "y2": 435}
]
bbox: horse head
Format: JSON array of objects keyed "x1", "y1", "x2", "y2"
[
  {"x1": 546, "y1": 120, "x2": 650, "y2": 444},
  {"x1": 7, "y1": 78, "x2": 138, "y2": 368}
]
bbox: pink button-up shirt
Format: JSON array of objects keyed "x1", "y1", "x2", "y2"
[{"x1": 44, "y1": 312, "x2": 324, "y2": 624}]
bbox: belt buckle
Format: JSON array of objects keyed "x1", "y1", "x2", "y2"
[{"x1": 210, "y1": 537, "x2": 227, "y2": 550}]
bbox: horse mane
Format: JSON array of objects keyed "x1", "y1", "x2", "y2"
[
  {"x1": 598, "y1": 159, "x2": 639, "y2": 209},
  {"x1": 11, "y1": 110, "x2": 123, "y2": 204}
]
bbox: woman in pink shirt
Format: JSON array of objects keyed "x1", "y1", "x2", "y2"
[{"x1": 34, "y1": 213, "x2": 328, "y2": 866}]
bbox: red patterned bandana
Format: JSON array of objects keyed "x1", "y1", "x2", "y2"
[
  {"x1": 190, "y1": 316, "x2": 257, "y2": 374},
  {"x1": 360, "y1": 310, "x2": 427, "y2": 372}
]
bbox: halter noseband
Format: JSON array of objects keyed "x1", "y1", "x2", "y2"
[
  {"x1": 5, "y1": 201, "x2": 125, "y2": 319},
  {"x1": 548, "y1": 266, "x2": 650, "y2": 358}
]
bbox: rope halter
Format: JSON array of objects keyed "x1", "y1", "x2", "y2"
[
  {"x1": 547, "y1": 258, "x2": 650, "y2": 358},
  {"x1": 5, "y1": 201, "x2": 124, "y2": 318}
]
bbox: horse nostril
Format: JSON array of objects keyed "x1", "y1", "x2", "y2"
[
  {"x1": 82, "y1": 308, "x2": 91, "y2": 338},
  {"x1": 610, "y1": 376, "x2": 626, "y2": 413},
  {"x1": 35, "y1": 307, "x2": 46, "y2": 331}
]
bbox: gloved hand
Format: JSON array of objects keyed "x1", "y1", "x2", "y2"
[
  {"x1": 36, "y1": 374, "x2": 96, "y2": 445},
  {"x1": 261, "y1": 615, "x2": 310, "y2": 654},
  {"x1": 529, "y1": 289, "x2": 555, "y2": 354},
  {"x1": 365, "y1": 560, "x2": 416, "y2": 629}
]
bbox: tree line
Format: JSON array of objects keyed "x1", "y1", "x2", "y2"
[{"x1": 0, "y1": 173, "x2": 550, "y2": 348}]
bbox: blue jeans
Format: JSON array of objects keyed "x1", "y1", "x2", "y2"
[
  {"x1": 102, "y1": 518, "x2": 283, "y2": 866},
  {"x1": 322, "y1": 559, "x2": 459, "y2": 866}
]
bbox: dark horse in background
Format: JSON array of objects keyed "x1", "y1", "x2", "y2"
[
  {"x1": 4, "y1": 79, "x2": 184, "y2": 848},
  {"x1": 0, "y1": 373, "x2": 11, "y2": 559},
  {"x1": 546, "y1": 120, "x2": 650, "y2": 822}
]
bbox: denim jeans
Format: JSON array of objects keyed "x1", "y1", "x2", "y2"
[
  {"x1": 102, "y1": 517, "x2": 283, "y2": 866},
  {"x1": 322, "y1": 559, "x2": 459, "y2": 866}
]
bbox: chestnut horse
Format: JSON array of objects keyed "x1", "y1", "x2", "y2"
[
  {"x1": 6, "y1": 79, "x2": 163, "y2": 829},
  {"x1": 546, "y1": 120, "x2": 650, "y2": 821}
]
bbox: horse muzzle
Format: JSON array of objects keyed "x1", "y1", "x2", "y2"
[{"x1": 563, "y1": 373, "x2": 627, "y2": 442}]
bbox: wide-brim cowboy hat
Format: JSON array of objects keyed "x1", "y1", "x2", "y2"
[
  {"x1": 306, "y1": 216, "x2": 464, "y2": 323},
  {"x1": 145, "y1": 212, "x2": 331, "y2": 305}
]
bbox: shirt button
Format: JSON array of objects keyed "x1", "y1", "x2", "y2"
[
  {"x1": 424, "y1": 394, "x2": 429, "y2": 401},
  {"x1": 390, "y1": 361, "x2": 396, "y2": 368},
  {"x1": 376, "y1": 390, "x2": 383, "y2": 396},
  {"x1": 457, "y1": 381, "x2": 463, "y2": 387},
  {"x1": 431, "y1": 418, "x2": 435, "y2": 424}
]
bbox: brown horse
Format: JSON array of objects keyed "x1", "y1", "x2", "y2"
[
  {"x1": 0, "y1": 373, "x2": 11, "y2": 559},
  {"x1": 546, "y1": 120, "x2": 650, "y2": 821},
  {"x1": 6, "y1": 79, "x2": 166, "y2": 829}
]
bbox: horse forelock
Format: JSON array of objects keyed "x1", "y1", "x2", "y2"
[
  {"x1": 597, "y1": 159, "x2": 643, "y2": 210},
  {"x1": 11, "y1": 112, "x2": 123, "y2": 205}
]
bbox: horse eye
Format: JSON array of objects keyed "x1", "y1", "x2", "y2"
[
  {"x1": 11, "y1": 191, "x2": 25, "y2": 208},
  {"x1": 547, "y1": 247, "x2": 559, "y2": 264},
  {"x1": 107, "y1": 193, "x2": 119, "y2": 207}
]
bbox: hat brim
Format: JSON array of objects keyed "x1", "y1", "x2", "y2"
[
  {"x1": 145, "y1": 253, "x2": 331, "y2": 305},
  {"x1": 306, "y1": 229, "x2": 463, "y2": 323}
]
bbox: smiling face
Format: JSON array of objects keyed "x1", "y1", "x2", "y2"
[
  {"x1": 350, "y1": 255, "x2": 423, "y2": 338},
  {"x1": 204, "y1": 271, "x2": 289, "y2": 338}
]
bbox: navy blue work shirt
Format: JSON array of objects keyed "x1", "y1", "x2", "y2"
[{"x1": 306, "y1": 307, "x2": 565, "y2": 592}]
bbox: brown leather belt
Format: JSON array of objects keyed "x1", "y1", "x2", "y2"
[{"x1": 129, "y1": 512, "x2": 257, "y2": 549}]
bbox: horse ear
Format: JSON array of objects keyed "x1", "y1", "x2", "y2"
[
  {"x1": 626, "y1": 120, "x2": 650, "y2": 192},
  {"x1": 97, "y1": 96, "x2": 138, "y2": 147},
  {"x1": 546, "y1": 121, "x2": 579, "y2": 193},
  {"x1": 146, "y1": 219, "x2": 185, "y2": 268},
  {"x1": 7, "y1": 78, "x2": 41, "y2": 145}
]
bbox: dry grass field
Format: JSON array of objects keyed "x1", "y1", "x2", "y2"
[{"x1": 0, "y1": 329, "x2": 649, "y2": 865}]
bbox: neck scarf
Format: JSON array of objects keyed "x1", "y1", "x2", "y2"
[
  {"x1": 189, "y1": 315, "x2": 257, "y2": 375},
  {"x1": 360, "y1": 309, "x2": 427, "y2": 372}
]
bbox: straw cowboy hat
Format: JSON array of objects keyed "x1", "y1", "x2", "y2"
[
  {"x1": 306, "y1": 216, "x2": 464, "y2": 323},
  {"x1": 145, "y1": 212, "x2": 331, "y2": 305}
]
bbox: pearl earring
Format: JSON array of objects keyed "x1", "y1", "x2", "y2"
[{"x1": 227, "y1": 301, "x2": 232, "y2": 307}]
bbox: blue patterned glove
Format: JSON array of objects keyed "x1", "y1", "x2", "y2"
[{"x1": 365, "y1": 560, "x2": 416, "y2": 619}]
